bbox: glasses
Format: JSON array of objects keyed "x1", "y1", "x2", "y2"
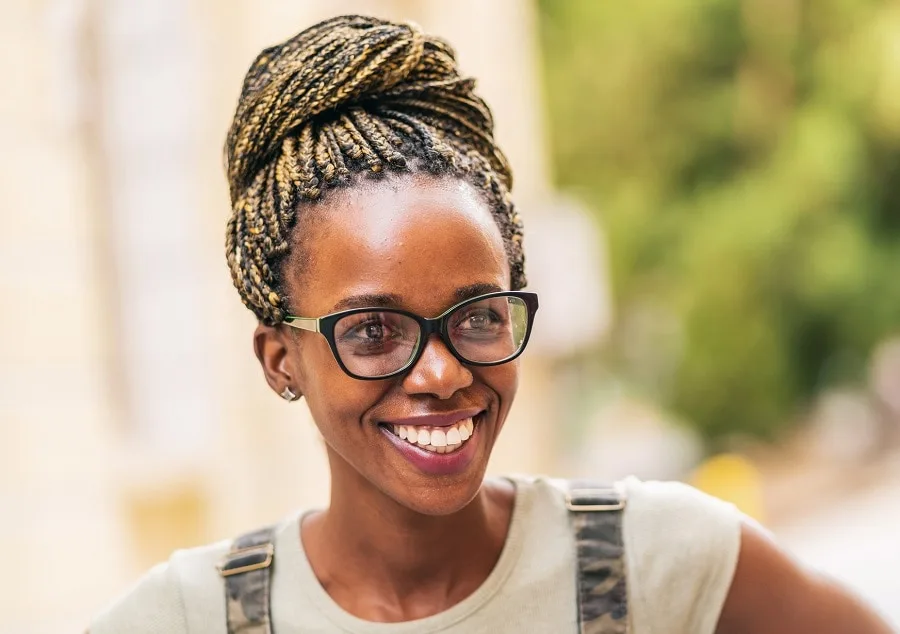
[{"x1": 283, "y1": 291, "x2": 539, "y2": 380}]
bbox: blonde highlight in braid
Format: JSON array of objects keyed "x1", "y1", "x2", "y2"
[{"x1": 225, "y1": 15, "x2": 526, "y2": 324}]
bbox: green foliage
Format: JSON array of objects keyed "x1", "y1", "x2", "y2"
[{"x1": 537, "y1": 0, "x2": 900, "y2": 446}]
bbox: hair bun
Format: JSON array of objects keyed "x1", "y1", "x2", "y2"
[
  {"x1": 226, "y1": 15, "x2": 485, "y2": 200},
  {"x1": 224, "y1": 16, "x2": 522, "y2": 325}
]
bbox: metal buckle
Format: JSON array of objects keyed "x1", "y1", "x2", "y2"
[
  {"x1": 217, "y1": 543, "x2": 274, "y2": 577},
  {"x1": 565, "y1": 488, "x2": 625, "y2": 512}
]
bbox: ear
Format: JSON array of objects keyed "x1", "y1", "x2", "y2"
[{"x1": 253, "y1": 323, "x2": 304, "y2": 399}]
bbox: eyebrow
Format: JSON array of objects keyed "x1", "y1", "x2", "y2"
[
  {"x1": 330, "y1": 293, "x2": 403, "y2": 313},
  {"x1": 453, "y1": 283, "x2": 504, "y2": 302},
  {"x1": 329, "y1": 283, "x2": 504, "y2": 314}
]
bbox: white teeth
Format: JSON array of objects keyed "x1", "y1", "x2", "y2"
[
  {"x1": 430, "y1": 429, "x2": 447, "y2": 447},
  {"x1": 388, "y1": 415, "x2": 479, "y2": 452}
]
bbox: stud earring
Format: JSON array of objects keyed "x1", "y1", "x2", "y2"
[{"x1": 280, "y1": 387, "x2": 299, "y2": 402}]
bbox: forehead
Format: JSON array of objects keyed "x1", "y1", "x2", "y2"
[{"x1": 289, "y1": 174, "x2": 510, "y2": 315}]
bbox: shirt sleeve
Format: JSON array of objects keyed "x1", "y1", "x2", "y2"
[
  {"x1": 90, "y1": 560, "x2": 189, "y2": 634},
  {"x1": 621, "y1": 477, "x2": 743, "y2": 634}
]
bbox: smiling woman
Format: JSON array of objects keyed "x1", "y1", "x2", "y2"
[{"x1": 88, "y1": 14, "x2": 894, "y2": 634}]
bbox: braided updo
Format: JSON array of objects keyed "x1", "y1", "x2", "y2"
[{"x1": 224, "y1": 15, "x2": 526, "y2": 325}]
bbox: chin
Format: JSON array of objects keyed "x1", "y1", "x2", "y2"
[
  {"x1": 374, "y1": 412, "x2": 495, "y2": 515},
  {"x1": 391, "y1": 472, "x2": 487, "y2": 516}
]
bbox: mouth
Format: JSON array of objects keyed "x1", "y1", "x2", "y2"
[
  {"x1": 377, "y1": 411, "x2": 485, "y2": 476},
  {"x1": 381, "y1": 416, "x2": 477, "y2": 454}
]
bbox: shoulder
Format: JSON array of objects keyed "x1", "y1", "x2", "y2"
[
  {"x1": 518, "y1": 473, "x2": 742, "y2": 538},
  {"x1": 619, "y1": 476, "x2": 742, "y2": 541},
  {"x1": 520, "y1": 475, "x2": 743, "y2": 634},
  {"x1": 90, "y1": 538, "x2": 231, "y2": 634},
  {"x1": 619, "y1": 477, "x2": 743, "y2": 634}
]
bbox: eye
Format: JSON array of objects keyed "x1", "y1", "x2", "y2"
[
  {"x1": 343, "y1": 317, "x2": 395, "y2": 343},
  {"x1": 466, "y1": 312, "x2": 492, "y2": 329},
  {"x1": 361, "y1": 321, "x2": 386, "y2": 341},
  {"x1": 336, "y1": 312, "x2": 409, "y2": 348},
  {"x1": 333, "y1": 311, "x2": 419, "y2": 365},
  {"x1": 455, "y1": 309, "x2": 502, "y2": 330}
]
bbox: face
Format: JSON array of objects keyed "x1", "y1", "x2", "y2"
[{"x1": 255, "y1": 174, "x2": 519, "y2": 515}]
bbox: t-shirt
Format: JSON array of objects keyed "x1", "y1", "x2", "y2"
[{"x1": 90, "y1": 476, "x2": 742, "y2": 633}]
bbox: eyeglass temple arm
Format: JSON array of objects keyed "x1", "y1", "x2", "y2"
[{"x1": 283, "y1": 317, "x2": 320, "y2": 333}]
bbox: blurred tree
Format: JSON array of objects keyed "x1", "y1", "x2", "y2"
[{"x1": 537, "y1": 0, "x2": 900, "y2": 447}]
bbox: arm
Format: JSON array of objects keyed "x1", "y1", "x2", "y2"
[{"x1": 715, "y1": 521, "x2": 895, "y2": 634}]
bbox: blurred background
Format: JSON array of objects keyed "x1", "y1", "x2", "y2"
[{"x1": 2, "y1": 0, "x2": 899, "y2": 631}]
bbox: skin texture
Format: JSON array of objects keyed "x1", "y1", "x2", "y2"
[{"x1": 255, "y1": 173, "x2": 893, "y2": 630}]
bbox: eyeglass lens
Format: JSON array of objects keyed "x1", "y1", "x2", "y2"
[{"x1": 332, "y1": 295, "x2": 530, "y2": 378}]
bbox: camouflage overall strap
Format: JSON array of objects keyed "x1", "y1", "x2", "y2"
[
  {"x1": 218, "y1": 525, "x2": 277, "y2": 634},
  {"x1": 566, "y1": 480, "x2": 629, "y2": 634}
]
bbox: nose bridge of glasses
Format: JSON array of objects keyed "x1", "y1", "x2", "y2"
[
  {"x1": 420, "y1": 314, "x2": 446, "y2": 338},
  {"x1": 417, "y1": 324, "x2": 456, "y2": 361}
]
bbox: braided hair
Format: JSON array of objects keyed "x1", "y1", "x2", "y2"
[{"x1": 224, "y1": 15, "x2": 526, "y2": 325}]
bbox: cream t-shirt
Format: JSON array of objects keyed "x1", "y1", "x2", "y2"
[{"x1": 91, "y1": 476, "x2": 742, "y2": 633}]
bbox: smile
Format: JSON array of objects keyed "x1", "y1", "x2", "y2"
[
  {"x1": 378, "y1": 411, "x2": 484, "y2": 476},
  {"x1": 386, "y1": 417, "x2": 476, "y2": 454}
]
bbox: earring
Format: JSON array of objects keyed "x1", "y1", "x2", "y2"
[{"x1": 280, "y1": 386, "x2": 299, "y2": 402}]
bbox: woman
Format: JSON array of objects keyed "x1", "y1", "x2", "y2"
[{"x1": 91, "y1": 15, "x2": 893, "y2": 634}]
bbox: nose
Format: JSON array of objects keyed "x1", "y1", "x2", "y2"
[{"x1": 401, "y1": 334, "x2": 473, "y2": 399}]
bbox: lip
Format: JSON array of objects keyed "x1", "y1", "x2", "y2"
[
  {"x1": 381, "y1": 408, "x2": 483, "y2": 428},
  {"x1": 379, "y1": 413, "x2": 483, "y2": 476}
]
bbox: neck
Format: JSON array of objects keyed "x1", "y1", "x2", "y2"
[{"x1": 302, "y1": 448, "x2": 514, "y2": 617}]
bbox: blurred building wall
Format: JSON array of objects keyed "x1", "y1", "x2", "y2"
[{"x1": 0, "y1": 1, "x2": 565, "y2": 632}]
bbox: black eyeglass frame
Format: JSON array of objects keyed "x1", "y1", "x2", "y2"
[{"x1": 282, "y1": 291, "x2": 539, "y2": 381}]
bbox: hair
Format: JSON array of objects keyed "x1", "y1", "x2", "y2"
[{"x1": 224, "y1": 15, "x2": 526, "y2": 325}]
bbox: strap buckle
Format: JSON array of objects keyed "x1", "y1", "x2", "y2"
[
  {"x1": 217, "y1": 542, "x2": 274, "y2": 577},
  {"x1": 565, "y1": 488, "x2": 625, "y2": 512}
]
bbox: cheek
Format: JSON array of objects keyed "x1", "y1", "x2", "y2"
[
  {"x1": 476, "y1": 361, "x2": 519, "y2": 415},
  {"x1": 298, "y1": 340, "x2": 386, "y2": 437}
]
